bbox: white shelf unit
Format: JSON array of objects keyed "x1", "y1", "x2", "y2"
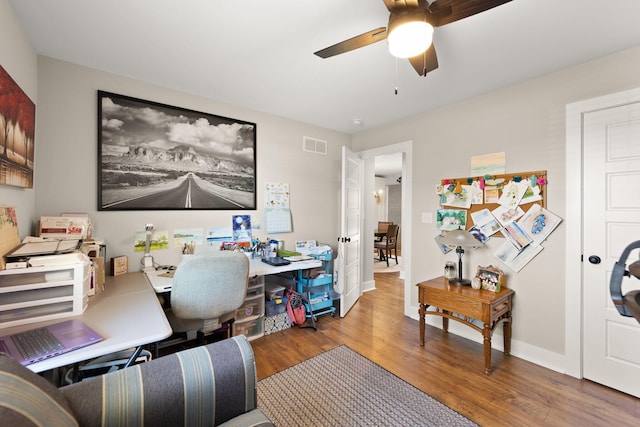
[
  {"x1": 232, "y1": 275, "x2": 265, "y2": 341},
  {"x1": 0, "y1": 262, "x2": 91, "y2": 329}
]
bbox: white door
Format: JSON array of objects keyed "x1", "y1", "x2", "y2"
[
  {"x1": 338, "y1": 146, "x2": 362, "y2": 317},
  {"x1": 582, "y1": 101, "x2": 640, "y2": 397}
]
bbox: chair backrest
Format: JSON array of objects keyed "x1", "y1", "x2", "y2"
[
  {"x1": 378, "y1": 221, "x2": 393, "y2": 233},
  {"x1": 171, "y1": 252, "x2": 249, "y2": 321},
  {"x1": 386, "y1": 224, "x2": 399, "y2": 244}
]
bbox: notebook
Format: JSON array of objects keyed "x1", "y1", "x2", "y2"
[
  {"x1": 0, "y1": 319, "x2": 103, "y2": 366},
  {"x1": 261, "y1": 256, "x2": 291, "y2": 266}
]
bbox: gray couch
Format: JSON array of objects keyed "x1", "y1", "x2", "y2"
[{"x1": 0, "y1": 335, "x2": 274, "y2": 426}]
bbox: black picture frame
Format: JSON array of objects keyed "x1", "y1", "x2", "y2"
[{"x1": 97, "y1": 90, "x2": 256, "y2": 211}]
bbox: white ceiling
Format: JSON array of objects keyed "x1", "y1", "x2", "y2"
[
  {"x1": 10, "y1": 0, "x2": 640, "y2": 136},
  {"x1": 375, "y1": 153, "x2": 403, "y2": 179}
]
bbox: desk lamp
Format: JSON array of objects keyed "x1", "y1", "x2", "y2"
[
  {"x1": 143, "y1": 224, "x2": 154, "y2": 268},
  {"x1": 439, "y1": 227, "x2": 481, "y2": 286}
]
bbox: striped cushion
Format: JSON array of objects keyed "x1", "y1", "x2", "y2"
[
  {"x1": 63, "y1": 335, "x2": 261, "y2": 426},
  {"x1": 0, "y1": 353, "x2": 78, "y2": 427},
  {"x1": 217, "y1": 409, "x2": 275, "y2": 427}
]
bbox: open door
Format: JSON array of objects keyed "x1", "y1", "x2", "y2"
[{"x1": 337, "y1": 146, "x2": 362, "y2": 317}]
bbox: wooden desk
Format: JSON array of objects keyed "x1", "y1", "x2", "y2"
[
  {"x1": 145, "y1": 257, "x2": 323, "y2": 293},
  {"x1": 0, "y1": 272, "x2": 171, "y2": 373},
  {"x1": 416, "y1": 276, "x2": 514, "y2": 374}
]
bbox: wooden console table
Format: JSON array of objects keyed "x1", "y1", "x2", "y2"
[{"x1": 417, "y1": 276, "x2": 514, "y2": 374}]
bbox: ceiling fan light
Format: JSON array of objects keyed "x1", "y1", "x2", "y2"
[{"x1": 387, "y1": 20, "x2": 433, "y2": 59}]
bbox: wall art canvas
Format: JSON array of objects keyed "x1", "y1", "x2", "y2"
[
  {"x1": 0, "y1": 65, "x2": 35, "y2": 188},
  {"x1": 98, "y1": 91, "x2": 256, "y2": 210},
  {"x1": 471, "y1": 152, "x2": 505, "y2": 177}
]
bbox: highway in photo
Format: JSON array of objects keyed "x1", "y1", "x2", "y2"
[{"x1": 105, "y1": 173, "x2": 244, "y2": 209}]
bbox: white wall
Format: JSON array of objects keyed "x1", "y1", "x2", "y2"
[
  {"x1": 373, "y1": 176, "x2": 387, "y2": 223},
  {"x1": 352, "y1": 45, "x2": 640, "y2": 372},
  {"x1": 0, "y1": 0, "x2": 38, "y2": 238},
  {"x1": 34, "y1": 57, "x2": 350, "y2": 269}
]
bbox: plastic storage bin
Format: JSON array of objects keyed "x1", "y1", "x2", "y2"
[
  {"x1": 265, "y1": 282, "x2": 285, "y2": 300},
  {"x1": 235, "y1": 293, "x2": 264, "y2": 321},
  {"x1": 232, "y1": 275, "x2": 264, "y2": 341},
  {"x1": 234, "y1": 319, "x2": 260, "y2": 337},
  {"x1": 0, "y1": 261, "x2": 91, "y2": 328},
  {"x1": 265, "y1": 296, "x2": 287, "y2": 316}
]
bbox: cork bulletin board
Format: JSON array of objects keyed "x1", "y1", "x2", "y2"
[
  {"x1": 437, "y1": 170, "x2": 562, "y2": 272},
  {"x1": 438, "y1": 170, "x2": 547, "y2": 229}
]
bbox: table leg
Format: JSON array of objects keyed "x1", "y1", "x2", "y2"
[
  {"x1": 419, "y1": 303, "x2": 427, "y2": 346},
  {"x1": 503, "y1": 313, "x2": 512, "y2": 355},
  {"x1": 483, "y1": 323, "x2": 492, "y2": 375},
  {"x1": 442, "y1": 310, "x2": 449, "y2": 333}
]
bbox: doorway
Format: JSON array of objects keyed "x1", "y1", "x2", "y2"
[
  {"x1": 373, "y1": 154, "x2": 402, "y2": 273},
  {"x1": 360, "y1": 141, "x2": 413, "y2": 316}
]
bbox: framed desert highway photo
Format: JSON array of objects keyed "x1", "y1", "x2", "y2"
[{"x1": 97, "y1": 91, "x2": 256, "y2": 211}]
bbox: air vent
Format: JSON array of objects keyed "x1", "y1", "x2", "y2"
[{"x1": 303, "y1": 136, "x2": 327, "y2": 155}]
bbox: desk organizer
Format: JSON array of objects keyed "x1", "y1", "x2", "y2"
[
  {"x1": 233, "y1": 275, "x2": 265, "y2": 341},
  {"x1": 0, "y1": 261, "x2": 91, "y2": 328}
]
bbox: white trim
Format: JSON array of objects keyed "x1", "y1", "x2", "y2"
[
  {"x1": 408, "y1": 315, "x2": 568, "y2": 373},
  {"x1": 565, "y1": 87, "x2": 640, "y2": 378}
]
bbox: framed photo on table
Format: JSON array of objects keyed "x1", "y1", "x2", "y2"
[
  {"x1": 476, "y1": 265, "x2": 504, "y2": 293},
  {"x1": 97, "y1": 91, "x2": 256, "y2": 211}
]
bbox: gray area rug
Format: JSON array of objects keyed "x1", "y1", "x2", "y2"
[{"x1": 257, "y1": 345, "x2": 478, "y2": 427}]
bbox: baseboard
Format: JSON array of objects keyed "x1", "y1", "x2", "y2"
[
  {"x1": 362, "y1": 278, "x2": 376, "y2": 292},
  {"x1": 405, "y1": 306, "x2": 569, "y2": 375}
]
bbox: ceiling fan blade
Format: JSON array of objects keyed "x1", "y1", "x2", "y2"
[
  {"x1": 314, "y1": 27, "x2": 388, "y2": 59},
  {"x1": 408, "y1": 44, "x2": 438, "y2": 76},
  {"x1": 383, "y1": 0, "x2": 421, "y2": 12},
  {"x1": 429, "y1": 0, "x2": 513, "y2": 27}
]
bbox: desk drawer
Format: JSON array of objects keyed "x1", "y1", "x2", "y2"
[
  {"x1": 492, "y1": 300, "x2": 511, "y2": 319},
  {"x1": 236, "y1": 293, "x2": 264, "y2": 321},
  {"x1": 233, "y1": 317, "x2": 264, "y2": 341},
  {"x1": 423, "y1": 291, "x2": 484, "y2": 320}
]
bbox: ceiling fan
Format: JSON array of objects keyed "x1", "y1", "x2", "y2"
[{"x1": 314, "y1": 0, "x2": 513, "y2": 76}]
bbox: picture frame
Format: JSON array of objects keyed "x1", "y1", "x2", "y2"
[
  {"x1": 110, "y1": 255, "x2": 128, "y2": 276},
  {"x1": 476, "y1": 265, "x2": 504, "y2": 293},
  {"x1": 0, "y1": 65, "x2": 35, "y2": 189},
  {"x1": 98, "y1": 91, "x2": 256, "y2": 211}
]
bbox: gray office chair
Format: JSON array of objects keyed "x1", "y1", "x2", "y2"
[
  {"x1": 166, "y1": 251, "x2": 249, "y2": 345},
  {"x1": 374, "y1": 223, "x2": 399, "y2": 267}
]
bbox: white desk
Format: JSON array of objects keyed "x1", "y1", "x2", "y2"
[
  {"x1": 145, "y1": 257, "x2": 323, "y2": 293},
  {"x1": 0, "y1": 272, "x2": 171, "y2": 373}
]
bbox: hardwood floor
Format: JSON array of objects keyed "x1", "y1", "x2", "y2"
[{"x1": 251, "y1": 272, "x2": 640, "y2": 426}]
